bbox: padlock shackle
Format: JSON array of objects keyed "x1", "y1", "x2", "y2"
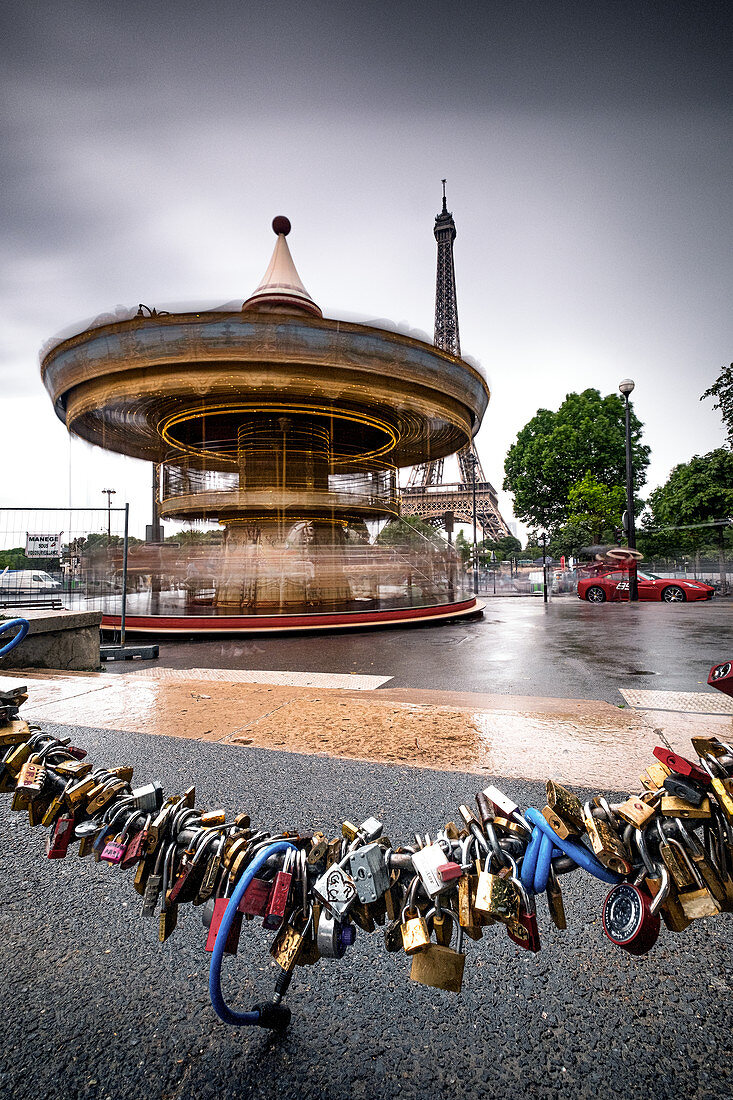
[{"x1": 208, "y1": 840, "x2": 297, "y2": 1027}]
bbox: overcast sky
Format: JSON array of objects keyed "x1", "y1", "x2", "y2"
[{"x1": 1, "y1": 0, "x2": 730, "y2": 538}]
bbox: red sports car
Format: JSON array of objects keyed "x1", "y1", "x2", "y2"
[{"x1": 577, "y1": 569, "x2": 714, "y2": 603}]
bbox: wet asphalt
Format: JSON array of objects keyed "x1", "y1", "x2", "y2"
[
  {"x1": 2, "y1": 722, "x2": 732, "y2": 1100},
  {"x1": 107, "y1": 598, "x2": 732, "y2": 704}
]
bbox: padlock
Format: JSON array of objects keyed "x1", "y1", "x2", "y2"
[
  {"x1": 482, "y1": 784, "x2": 523, "y2": 824},
  {"x1": 541, "y1": 805, "x2": 576, "y2": 840},
  {"x1": 545, "y1": 866, "x2": 567, "y2": 930},
  {"x1": 313, "y1": 861, "x2": 358, "y2": 920},
  {"x1": 263, "y1": 850, "x2": 294, "y2": 930},
  {"x1": 409, "y1": 908, "x2": 466, "y2": 993},
  {"x1": 653, "y1": 746, "x2": 710, "y2": 786},
  {"x1": 307, "y1": 835, "x2": 329, "y2": 866},
  {"x1": 644, "y1": 870, "x2": 691, "y2": 933},
  {"x1": 46, "y1": 814, "x2": 76, "y2": 859},
  {"x1": 582, "y1": 802, "x2": 633, "y2": 875},
  {"x1": 270, "y1": 908, "x2": 309, "y2": 971},
  {"x1": 474, "y1": 854, "x2": 519, "y2": 923},
  {"x1": 195, "y1": 839, "x2": 225, "y2": 905},
  {"x1": 457, "y1": 872, "x2": 485, "y2": 938},
  {"x1": 660, "y1": 794, "x2": 711, "y2": 819},
  {"x1": 411, "y1": 842, "x2": 451, "y2": 898},
  {"x1": 14, "y1": 760, "x2": 46, "y2": 805},
  {"x1": 348, "y1": 842, "x2": 389, "y2": 904},
  {"x1": 64, "y1": 776, "x2": 97, "y2": 807},
  {"x1": 506, "y1": 877, "x2": 541, "y2": 952},
  {"x1": 432, "y1": 905, "x2": 453, "y2": 947},
  {"x1": 120, "y1": 815, "x2": 152, "y2": 869},
  {"x1": 316, "y1": 909, "x2": 357, "y2": 958},
  {"x1": 545, "y1": 779, "x2": 585, "y2": 832},
  {"x1": 205, "y1": 892, "x2": 242, "y2": 955},
  {"x1": 662, "y1": 774, "x2": 705, "y2": 807},
  {"x1": 100, "y1": 833, "x2": 127, "y2": 865},
  {"x1": 239, "y1": 876, "x2": 272, "y2": 916},
  {"x1": 129, "y1": 782, "x2": 164, "y2": 813},
  {"x1": 699, "y1": 755, "x2": 733, "y2": 824},
  {"x1": 602, "y1": 882, "x2": 661, "y2": 955},
  {"x1": 158, "y1": 847, "x2": 179, "y2": 943},
  {"x1": 400, "y1": 902, "x2": 431, "y2": 954},
  {"x1": 613, "y1": 796, "x2": 657, "y2": 829},
  {"x1": 384, "y1": 918, "x2": 404, "y2": 952}
]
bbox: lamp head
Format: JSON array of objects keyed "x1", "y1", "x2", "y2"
[{"x1": 619, "y1": 379, "x2": 635, "y2": 397}]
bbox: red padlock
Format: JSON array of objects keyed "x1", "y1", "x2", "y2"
[
  {"x1": 652, "y1": 747, "x2": 710, "y2": 787},
  {"x1": 602, "y1": 883, "x2": 660, "y2": 955},
  {"x1": 437, "y1": 862, "x2": 463, "y2": 884},
  {"x1": 205, "y1": 897, "x2": 242, "y2": 955},
  {"x1": 263, "y1": 868, "x2": 293, "y2": 930},
  {"x1": 46, "y1": 814, "x2": 76, "y2": 859},
  {"x1": 506, "y1": 878, "x2": 541, "y2": 952},
  {"x1": 238, "y1": 876, "x2": 271, "y2": 916}
]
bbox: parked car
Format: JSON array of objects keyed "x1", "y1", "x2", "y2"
[
  {"x1": 577, "y1": 569, "x2": 714, "y2": 603},
  {"x1": 0, "y1": 568, "x2": 62, "y2": 593}
]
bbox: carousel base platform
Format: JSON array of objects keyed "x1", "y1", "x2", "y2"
[{"x1": 101, "y1": 597, "x2": 484, "y2": 636}]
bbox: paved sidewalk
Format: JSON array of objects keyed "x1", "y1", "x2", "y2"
[{"x1": 10, "y1": 667, "x2": 732, "y2": 791}]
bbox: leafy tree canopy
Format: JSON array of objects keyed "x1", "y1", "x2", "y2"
[
  {"x1": 701, "y1": 363, "x2": 733, "y2": 447},
  {"x1": 503, "y1": 389, "x2": 650, "y2": 533},
  {"x1": 567, "y1": 472, "x2": 625, "y2": 544},
  {"x1": 647, "y1": 449, "x2": 733, "y2": 530},
  {"x1": 377, "y1": 516, "x2": 438, "y2": 548}
]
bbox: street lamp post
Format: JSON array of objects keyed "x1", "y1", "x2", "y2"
[
  {"x1": 468, "y1": 454, "x2": 479, "y2": 595},
  {"x1": 102, "y1": 488, "x2": 116, "y2": 540},
  {"x1": 619, "y1": 379, "x2": 638, "y2": 602}
]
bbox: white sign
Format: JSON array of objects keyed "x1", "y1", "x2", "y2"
[{"x1": 25, "y1": 532, "x2": 63, "y2": 559}]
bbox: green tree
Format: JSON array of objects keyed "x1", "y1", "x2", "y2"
[
  {"x1": 567, "y1": 472, "x2": 625, "y2": 544},
  {"x1": 377, "y1": 516, "x2": 438, "y2": 548},
  {"x1": 503, "y1": 389, "x2": 650, "y2": 533},
  {"x1": 454, "y1": 530, "x2": 472, "y2": 565},
  {"x1": 646, "y1": 449, "x2": 733, "y2": 594},
  {"x1": 476, "y1": 533, "x2": 521, "y2": 565},
  {"x1": 548, "y1": 522, "x2": 594, "y2": 559},
  {"x1": 701, "y1": 362, "x2": 733, "y2": 447}
]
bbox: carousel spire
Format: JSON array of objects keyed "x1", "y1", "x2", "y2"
[{"x1": 242, "y1": 216, "x2": 322, "y2": 317}]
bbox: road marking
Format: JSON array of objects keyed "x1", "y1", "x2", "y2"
[
  {"x1": 621, "y1": 688, "x2": 733, "y2": 715},
  {"x1": 124, "y1": 667, "x2": 393, "y2": 690}
]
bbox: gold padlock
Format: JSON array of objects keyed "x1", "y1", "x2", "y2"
[
  {"x1": 660, "y1": 795, "x2": 711, "y2": 819},
  {"x1": 270, "y1": 909, "x2": 308, "y2": 971},
  {"x1": 401, "y1": 905, "x2": 431, "y2": 954},
  {"x1": 582, "y1": 803, "x2": 633, "y2": 875},
  {"x1": 546, "y1": 780, "x2": 585, "y2": 832},
  {"x1": 409, "y1": 908, "x2": 465, "y2": 993},
  {"x1": 474, "y1": 856, "x2": 519, "y2": 924}
]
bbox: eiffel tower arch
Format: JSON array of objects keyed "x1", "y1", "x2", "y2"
[{"x1": 401, "y1": 184, "x2": 511, "y2": 541}]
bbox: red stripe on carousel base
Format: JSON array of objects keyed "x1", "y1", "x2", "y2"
[{"x1": 102, "y1": 598, "x2": 483, "y2": 635}]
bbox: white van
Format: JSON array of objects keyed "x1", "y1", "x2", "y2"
[{"x1": 0, "y1": 569, "x2": 62, "y2": 594}]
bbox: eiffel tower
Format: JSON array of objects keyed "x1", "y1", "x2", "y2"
[{"x1": 400, "y1": 183, "x2": 511, "y2": 540}]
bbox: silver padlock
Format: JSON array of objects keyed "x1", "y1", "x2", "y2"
[
  {"x1": 316, "y1": 910, "x2": 357, "y2": 958},
  {"x1": 130, "y1": 782, "x2": 164, "y2": 813},
  {"x1": 358, "y1": 816, "x2": 383, "y2": 842},
  {"x1": 348, "y1": 842, "x2": 389, "y2": 904},
  {"x1": 411, "y1": 842, "x2": 449, "y2": 898},
  {"x1": 313, "y1": 861, "x2": 358, "y2": 921}
]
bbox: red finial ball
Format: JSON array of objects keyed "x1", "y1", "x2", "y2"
[{"x1": 272, "y1": 216, "x2": 291, "y2": 236}]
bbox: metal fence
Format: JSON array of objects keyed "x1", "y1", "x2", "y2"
[{"x1": 0, "y1": 507, "x2": 129, "y2": 639}]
